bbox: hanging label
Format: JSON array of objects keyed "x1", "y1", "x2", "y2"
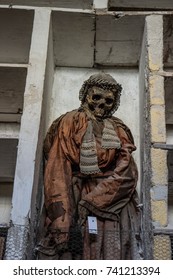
[{"x1": 88, "y1": 216, "x2": 98, "y2": 234}]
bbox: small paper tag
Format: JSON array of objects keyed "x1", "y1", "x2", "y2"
[{"x1": 88, "y1": 216, "x2": 97, "y2": 234}]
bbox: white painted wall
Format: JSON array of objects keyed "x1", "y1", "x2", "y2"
[
  {"x1": 48, "y1": 67, "x2": 140, "y2": 189},
  {"x1": 11, "y1": 9, "x2": 51, "y2": 226}
]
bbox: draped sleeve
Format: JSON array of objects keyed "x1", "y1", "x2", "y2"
[
  {"x1": 44, "y1": 110, "x2": 87, "y2": 233},
  {"x1": 79, "y1": 122, "x2": 138, "y2": 217}
]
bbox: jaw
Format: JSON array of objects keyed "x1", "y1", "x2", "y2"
[
  {"x1": 94, "y1": 109, "x2": 105, "y2": 118},
  {"x1": 87, "y1": 104, "x2": 105, "y2": 118},
  {"x1": 82, "y1": 103, "x2": 112, "y2": 120}
]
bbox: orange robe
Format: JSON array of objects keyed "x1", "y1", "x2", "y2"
[{"x1": 38, "y1": 109, "x2": 141, "y2": 260}]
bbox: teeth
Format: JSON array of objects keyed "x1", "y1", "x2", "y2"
[{"x1": 95, "y1": 108, "x2": 104, "y2": 116}]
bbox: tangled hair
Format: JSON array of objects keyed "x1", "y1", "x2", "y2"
[{"x1": 79, "y1": 73, "x2": 122, "y2": 115}]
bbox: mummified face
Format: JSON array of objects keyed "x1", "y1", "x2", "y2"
[{"x1": 85, "y1": 86, "x2": 115, "y2": 119}]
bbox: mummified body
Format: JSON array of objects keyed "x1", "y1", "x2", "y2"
[{"x1": 37, "y1": 73, "x2": 142, "y2": 260}]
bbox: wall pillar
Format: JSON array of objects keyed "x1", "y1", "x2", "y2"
[
  {"x1": 146, "y1": 15, "x2": 171, "y2": 259},
  {"x1": 4, "y1": 9, "x2": 51, "y2": 259}
]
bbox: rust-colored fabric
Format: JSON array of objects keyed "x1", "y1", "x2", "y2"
[{"x1": 37, "y1": 109, "x2": 141, "y2": 260}]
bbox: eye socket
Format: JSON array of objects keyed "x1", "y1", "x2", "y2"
[
  {"x1": 105, "y1": 98, "x2": 114, "y2": 105},
  {"x1": 92, "y1": 94, "x2": 101, "y2": 101}
]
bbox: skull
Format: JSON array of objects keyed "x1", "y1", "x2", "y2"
[{"x1": 84, "y1": 86, "x2": 115, "y2": 119}]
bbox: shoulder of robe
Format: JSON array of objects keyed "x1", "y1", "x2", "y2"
[
  {"x1": 111, "y1": 116, "x2": 135, "y2": 145},
  {"x1": 43, "y1": 109, "x2": 79, "y2": 160}
]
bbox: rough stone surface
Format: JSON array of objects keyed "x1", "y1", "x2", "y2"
[
  {"x1": 146, "y1": 15, "x2": 163, "y2": 72},
  {"x1": 151, "y1": 148, "x2": 168, "y2": 186},
  {"x1": 149, "y1": 75, "x2": 164, "y2": 106},
  {"x1": 153, "y1": 235, "x2": 172, "y2": 260},
  {"x1": 150, "y1": 105, "x2": 166, "y2": 143},
  {"x1": 151, "y1": 200, "x2": 168, "y2": 227}
]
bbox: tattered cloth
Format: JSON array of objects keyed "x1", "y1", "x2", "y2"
[{"x1": 37, "y1": 109, "x2": 142, "y2": 260}]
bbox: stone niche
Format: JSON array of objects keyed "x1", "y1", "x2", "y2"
[{"x1": 44, "y1": 10, "x2": 145, "y2": 174}]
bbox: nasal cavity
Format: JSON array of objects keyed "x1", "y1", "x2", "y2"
[{"x1": 98, "y1": 103, "x2": 104, "y2": 109}]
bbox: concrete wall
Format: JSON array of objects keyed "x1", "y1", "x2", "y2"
[
  {"x1": 0, "y1": 0, "x2": 93, "y2": 9},
  {"x1": 0, "y1": 9, "x2": 33, "y2": 64},
  {"x1": 108, "y1": 0, "x2": 173, "y2": 10}
]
